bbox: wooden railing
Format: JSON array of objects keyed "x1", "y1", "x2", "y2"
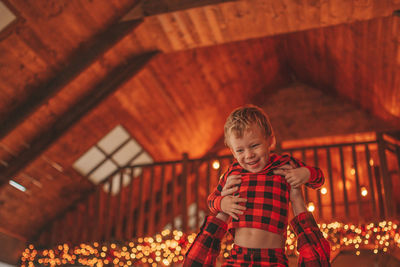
[{"x1": 34, "y1": 132, "x2": 400, "y2": 247}]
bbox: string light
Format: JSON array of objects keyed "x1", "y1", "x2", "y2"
[
  {"x1": 212, "y1": 160, "x2": 220, "y2": 170},
  {"x1": 320, "y1": 187, "x2": 327, "y2": 195},
  {"x1": 361, "y1": 186, "x2": 368, "y2": 197},
  {"x1": 21, "y1": 220, "x2": 400, "y2": 266},
  {"x1": 307, "y1": 202, "x2": 315, "y2": 212}
]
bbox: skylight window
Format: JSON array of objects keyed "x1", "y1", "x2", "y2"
[
  {"x1": 0, "y1": 1, "x2": 16, "y2": 32},
  {"x1": 73, "y1": 125, "x2": 153, "y2": 195}
]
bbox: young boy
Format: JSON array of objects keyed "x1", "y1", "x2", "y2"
[{"x1": 207, "y1": 105, "x2": 325, "y2": 266}]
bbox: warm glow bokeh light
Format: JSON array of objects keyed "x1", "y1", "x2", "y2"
[
  {"x1": 20, "y1": 220, "x2": 400, "y2": 266},
  {"x1": 307, "y1": 202, "x2": 315, "y2": 212},
  {"x1": 361, "y1": 186, "x2": 368, "y2": 197},
  {"x1": 212, "y1": 160, "x2": 220, "y2": 169},
  {"x1": 321, "y1": 187, "x2": 327, "y2": 195}
]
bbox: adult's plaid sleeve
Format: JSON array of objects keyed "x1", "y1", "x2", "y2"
[
  {"x1": 183, "y1": 215, "x2": 228, "y2": 267},
  {"x1": 290, "y1": 212, "x2": 331, "y2": 267}
]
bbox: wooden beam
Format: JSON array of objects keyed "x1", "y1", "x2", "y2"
[
  {"x1": 0, "y1": 225, "x2": 26, "y2": 242},
  {"x1": 0, "y1": 51, "x2": 159, "y2": 187},
  {"x1": 121, "y1": 0, "x2": 237, "y2": 20},
  {"x1": 127, "y1": 0, "x2": 400, "y2": 53},
  {"x1": 0, "y1": 19, "x2": 142, "y2": 140}
]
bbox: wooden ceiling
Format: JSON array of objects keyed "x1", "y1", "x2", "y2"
[{"x1": 0, "y1": 0, "x2": 399, "y2": 242}]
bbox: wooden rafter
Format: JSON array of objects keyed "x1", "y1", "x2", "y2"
[
  {"x1": 0, "y1": 51, "x2": 159, "y2": 187},
  {"x1": 121, "y1": 0, "x2": 237, "y2": 19},
  {"x1": 0, "y1": 19, "x2": 142, "y2": 140}
]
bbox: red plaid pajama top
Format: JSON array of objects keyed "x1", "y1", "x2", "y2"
[{"x1": 208, "y1": 154, "x2": 324, "y2": 235}]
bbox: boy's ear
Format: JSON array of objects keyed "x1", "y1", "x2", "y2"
[
  {"x1": 229, "y1": 147, "x2": 237, "y2": 158},
  {"x1": 269, "y1": 135, "x2": 276, "y2": 149}
]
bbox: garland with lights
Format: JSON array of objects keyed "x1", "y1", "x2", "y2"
[{"x1": 21, "y1": 220, "x2": 400, "y2": 266}]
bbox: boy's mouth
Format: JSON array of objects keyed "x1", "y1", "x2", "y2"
[{"x1": 247, "y1": 159, "x2": 259, "y2": 166}]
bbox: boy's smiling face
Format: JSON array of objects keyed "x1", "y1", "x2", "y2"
[{"x1": 228, "y1": 124, "x2": 273, "y2": 173}]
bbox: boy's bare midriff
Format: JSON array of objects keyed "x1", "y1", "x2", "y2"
[{"x1": 234, "y1": 227, "x2": 285, "y2": 248}]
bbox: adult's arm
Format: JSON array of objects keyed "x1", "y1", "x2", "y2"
[{"x1": 290, "y1": 188, "x2": 331, "y2": 267}]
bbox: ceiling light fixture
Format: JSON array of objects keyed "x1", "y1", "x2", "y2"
[{"x1": 9, "y1": 179, "x2": 26, "y2": 192}]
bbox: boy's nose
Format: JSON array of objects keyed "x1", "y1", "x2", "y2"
[{"x1": 245, "y1": 150, "x2": 255, "y2": 159}]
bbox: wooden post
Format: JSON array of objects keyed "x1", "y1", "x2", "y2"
[
  {"x1": 377, "y1": 133, "x2": 395, "y2": 218},
  {"x1": 327, "y1": 148, "x2": 336, "y2": 218}
]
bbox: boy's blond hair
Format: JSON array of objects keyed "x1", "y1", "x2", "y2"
[{"x1": 224, "y1": 105, "x2": 274, "y2": 147}]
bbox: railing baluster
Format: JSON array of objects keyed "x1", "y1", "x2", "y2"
[
  {"x1": 206, "y1": 160, "x2": 211, "y2": 198},
  {"x1": 105, "y1": 178, "x2": 113, "y2": 240},
  {"x1": 126, "y1": 168, "x2": 134, "y2": 239},
  {"x1": 339, "y1": 146, "x2": 350, "y2": 218},
  {"x1": 373, "y1": 166, "x2": 386, "y2": 220},
  {"x1": 50, "y1": 219, "x2": 57, "y2": 245},
  {"x1": 83, "y1": 199, "x2": 89, "y2": 242},
  {"x1": 352, "y1": 145, "x2": 363, "y2": 221},
  {"x1": 94, "y1": 186, "x2": 102, "y2": 241},
  {"x1": 137, "y1": 171, "x2": 145, "y2": 237},
  {"x1": 313, "y1": 148, "x2": 322, "y2": 219},
  {"x1": 87, "y1": 193, "x2": 94, "y2": 242},
  {"x1": 159, "y1": 165, "x2": 166, "y2": 232},
  {"x1": 76, "y1": 205, "x2": 83, "y2": 244},
  {"x1": 364, "y1": 145, "x2": 377, "y2": 217},
  {"x1": 171, "y1": 164, "x2": 176, "y2": 229},
  {"x1": 195, "y1": 161, "x2": 200, "y2": 230},
  {"x1": 301, "y1": 149, "x2": 309, "y2": 204},
  {"x1": 115, "y1": 171, "x2": 124, "y2": 240},
  {"x1": 182, "y1": 153, "x2": 189, "y2": 232},
  {"x1": 326, "y1": 148, "x2": 336, "y2": 218},
  {"x1": 148, "y1": 166, "x2": 155, "y2": 235}
]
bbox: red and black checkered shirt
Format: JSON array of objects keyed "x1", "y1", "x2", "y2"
[
  {"x1": 183, "y1": 215, "x2": 227, "y2": 267},
  {"x1": 208, "y1": 154, "x2": 324, "y2": 235},
  {"x1": 291, "y1": 212, "x2": 331, "y2": 267}
]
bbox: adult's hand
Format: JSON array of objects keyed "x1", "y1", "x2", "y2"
[
  {"x1": 274, "y1": 163, "x2": 310, "y2": 188},
  {"x1": 220, "y1": 174, "x2": 246, "y2": 220},
  {"x1": 221, "y1": 174, "x2": 241, "y2": 196}
]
